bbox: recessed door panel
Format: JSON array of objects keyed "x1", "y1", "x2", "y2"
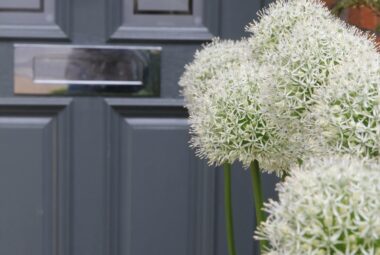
[
  {"x1": 0, "y1": 0, "x2": 41, "y2": 10},
  {"x1": 0, "y1": 118, "x2": 52, "y2": 255},
  {"x1": 0, "y1": 0, "x2": 69, "y2": 38}
]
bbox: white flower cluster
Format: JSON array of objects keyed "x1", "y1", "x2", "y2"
[
  {"x1": 247, "y1": 0, "x2": 379, "y2": 162},
  {"x1": 179, "y1": 0, "x2": 379, "y2": 175},
  {"x1": 189, "y1": 61, "x2": 296, "y2": 174},
  {"x1": 312, "y1": 52, "x2": 380, "y2": 158},
  {"x1": 255, "y1": 156, "x2": 380, "y2": 255},
  {"x1": 259, "y1": 17, "x2": 377, "y2": 118},
  {"x1": 247, "y1": 0, "x2": 331, "y2": 64},
  {"x1": 180, "y1": 38, "x2": 301, "y2": 174}
]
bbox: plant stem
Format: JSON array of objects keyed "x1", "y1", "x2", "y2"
[
  {"x1": 250, "y1": 160, "x2": 267, "y2": 253},
  {"x1": 281, "y1": 172, "x2": 288, "y2": 182},
  {"x1": 224, "y1": 163, "x2": 237, "y2": 255}
]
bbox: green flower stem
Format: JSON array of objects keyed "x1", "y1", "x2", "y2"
[
  {"x1": 224, "y1": 163, "x2": 237, "y2": 255},
  {"x1": 250, "y1": 160, "x2": 267, "y2": 253},
  {"x1": 281, "y1": 172, "x2": 289, "y2": 182}
]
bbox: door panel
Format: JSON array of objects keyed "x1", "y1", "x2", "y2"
[
  {"x1": 121, "y1": 118, "x2": 196, "y2": 255},
  {"x1": 0, "y1": 0, "x2": 69, "y2": 38},
  {"x1": 1, "y1": 0, "x2": 40, "y2": 10},
  {"x1": 107, "y1": 99, "x2": 215, "y2": 255},
  {"x1": 0, "y1": 117, "x2": 52, "y2": 255},
  {"x1": 0, "y1": 99, "x2": 71, "y2": 255},
  {"x1": 107, "y1": 0, "x2": 218, "y2": 40}
]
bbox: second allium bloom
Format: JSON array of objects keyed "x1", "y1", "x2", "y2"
[
  {"x1": 313, "y1": 52, "x2": 380, "y2": 158},
  {"x1": 247, "y1": 0, "x2": 379, "y2": 161},
  {"x1": 256, "y1": 156, "x2": 380, "y2": 255}
]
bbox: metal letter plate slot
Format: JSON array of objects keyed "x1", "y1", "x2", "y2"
[{"x1": 14, "y1": 44, "x2": 161, "y2": 97}]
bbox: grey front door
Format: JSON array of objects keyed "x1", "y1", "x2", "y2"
[{"x1": 0, "y1": 0, "x2": 277, "y2": 254}]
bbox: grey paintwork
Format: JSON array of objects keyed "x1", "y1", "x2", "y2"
[{"x1": 0, "y1": 0, "x2": 278, "y2": 255}]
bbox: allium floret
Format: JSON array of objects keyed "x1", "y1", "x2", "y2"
[
  {"x1": 255, "y1": 156, "x2": 380, "y2": 255},
  {"x1": 312, "y1": 52, "x2": 380, "y2": 158}
]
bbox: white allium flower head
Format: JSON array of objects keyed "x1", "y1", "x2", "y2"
[
  {"x1": 261, "y1": 17, "x2": 377, "y2": 117},
  {"x1": 255, "y1": 156, "x2": 380, "y2": 254},
  {"x1": 180, "y1": 38, "x2": 300, "y2": 174},
  {"x1": 247, "y1": 0, "x2": 378, "y2": 161},
  {"x1": 247, "y1": 0, "x2": 332, "y2": 64},
  {"x1": 312, "y1": 51, "x2": 380, "y2": 158},
  {"x1": 179, "y1": 38, "x2": 251, "y2": 115},
  {"x1": 189, "y1": 60, "x2": 298, "y2": 174}
]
